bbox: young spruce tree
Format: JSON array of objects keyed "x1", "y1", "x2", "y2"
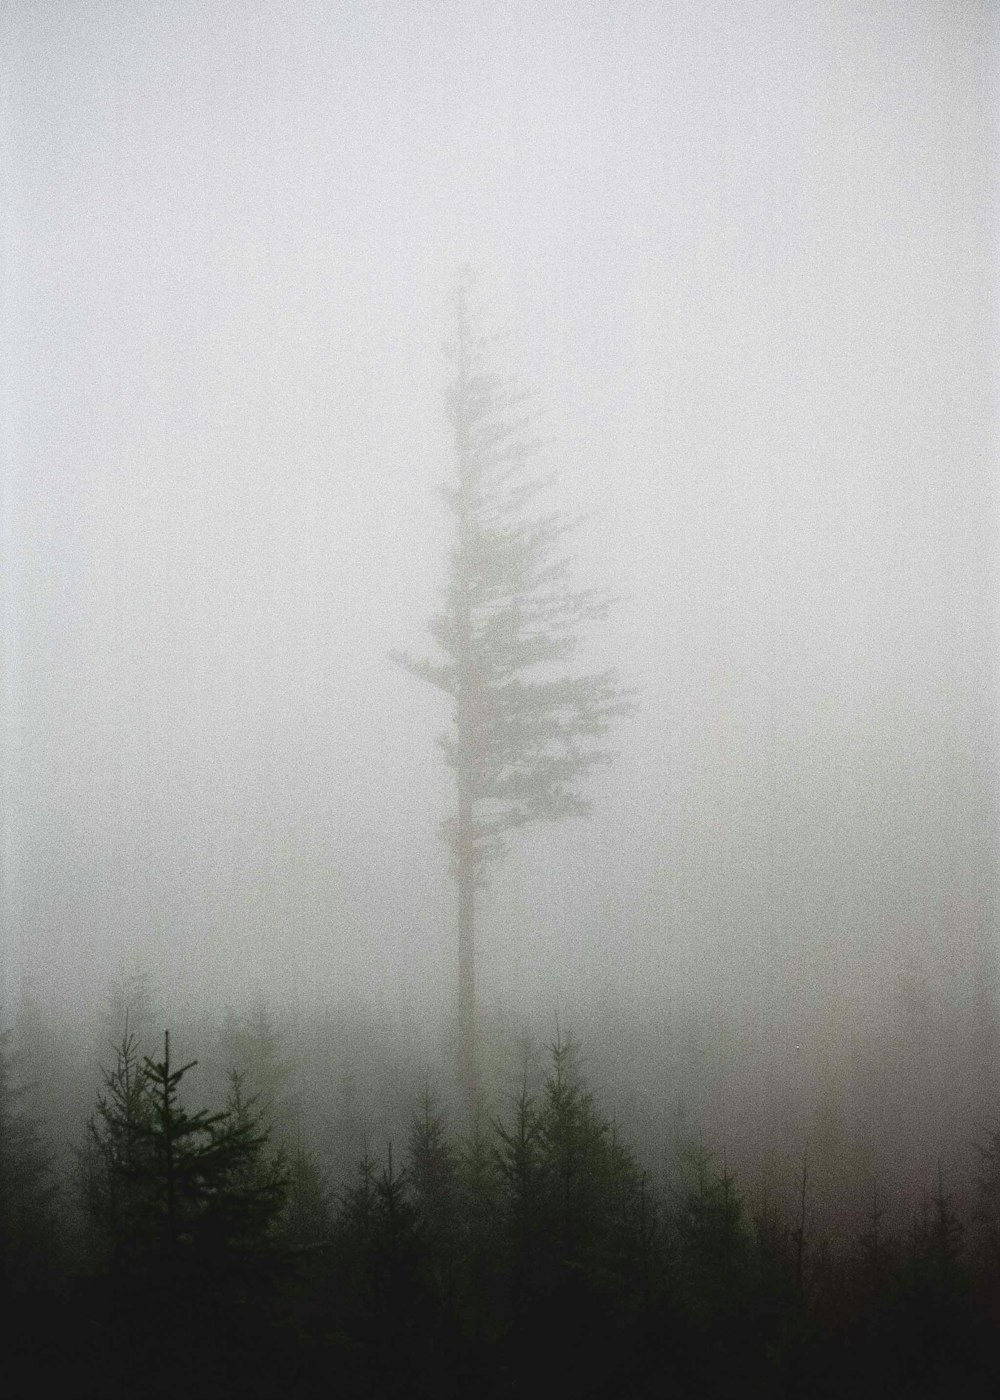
[
  {"x1": 394, "y1": 271, "x2": 633, "y2": 1118},
  {"x1": 82, "y1": 1030, "x2": 288, "y2": 1282}
]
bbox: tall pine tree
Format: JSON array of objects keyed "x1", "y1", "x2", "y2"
[{"x1": 394, "y1": 272, "x2": 632, "y2": 1117}]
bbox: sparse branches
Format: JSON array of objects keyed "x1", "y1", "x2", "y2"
[{"x1": 394, "y1": 271, "x2": 634, "y2": 1115}]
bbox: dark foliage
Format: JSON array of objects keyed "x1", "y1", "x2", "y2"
[
  {"x1": 81, "y1": 1029, "x2": 289, "y2": 1286},
  {"x1": 0, "y1": 1026, "x2": 59, "y2": 1292},
  {"x1": 8, "y1": 1010, "x2": 1000, "y2": 1399}
]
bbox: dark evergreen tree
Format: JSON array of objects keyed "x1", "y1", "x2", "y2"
[
  {"x1": 336, "y1": 1143, "x2": 422, "y2": 1293},
  {"x1": 0, "y1": 1026, "x2": 59, "y2": 1293},
  {"x1": 393, "y1": 271, "x2": 633, "y2": 1117},
  {"x1": 215, "y1": 1001, "x2": 295, "y2": 1142},
  {"x1": 78, "y1": 1022, "x2": 159, "y2": 1272},
  {"x1": 855, "y1": 1178, "x2": 896, "y2": 1300},
  {"x1": 492, "y1": 1037, "x2": 646, "y2": 1319},
  {"x1": 330, "y1": 1142, "x2": 440, "y2": 1397},
  {"x1": 81, "y1": 1030, "x2": 289, "y2": 1283},
  {"x1": 672, "y1": 1144, "x2": 751, "y2": 1319},
  {"x1": 534, "y1": 1032, "x2": 646, "y2": 1290},
  {"x1": 906, "y1": 1164, "x2": 964, "y2": 1293},
  {"x1": 407, "y1": 1085, "x2": 458, "y2": 1285},
  {"x1": 203, "y1": 1069, "x2": 291, "y2": 1262},
  {"x1": 492, "y1": 1070, "x2": 543, "y2": 1315},
  {"x1": 454, "y1": 1114, "x2": 503, "y2": 1340},
  {"x1": 279, "y1": 1138, "x2": 333, "y2": 1251}
]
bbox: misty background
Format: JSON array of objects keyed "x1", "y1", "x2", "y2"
[{"x1": 2, "y1": 1, "x2": 998, "y2": 1179}]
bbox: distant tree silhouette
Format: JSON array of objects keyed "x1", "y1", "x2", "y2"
[
  {"x1": 102, "y1": 966, "x2": 161, "y2": 1050},
  {"x1": 394, "y1": 270, "x2": 633, "y2": 1118},
  {"x1": 407, "y1": 1085, "x2": 459, "y2": 1291},
  {"x1": 279, "y1": 1138, "x2": 332, "y2": 1251},
  {"x1": 490, "y1": 1032, "x2": 650, "y2": 1333},
  {"x1": 216, "y1": 1001, "x2": 295, "y2": 1142},
  {"x1": 671, "y1": 1142, "x2": 751, "y2": 1326},
  {"x1": 330, "y1": 1141, "x2": 440, "y2": 1394},
  {"x1": 0, "y1": 1026, "x2": 58, "y2": 1293}
]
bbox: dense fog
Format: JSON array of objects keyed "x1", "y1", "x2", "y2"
[
  {"x1": 4, "y1": 5, "x2": 1000, "y2": 1395},
  {"x1": 3, "y1": 0, "x2": 998, "y2": 1204}
]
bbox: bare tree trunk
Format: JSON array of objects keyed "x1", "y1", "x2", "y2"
[
  {"x1": 162, "y1": 1030, "x2": 176, "y2": 1259},
  {"x1": 453, "y1": 278, "x2": 477, "y2": 1124},
  {"x1": 457, "y1": 788, "x2": 477, "y2": 1124}
]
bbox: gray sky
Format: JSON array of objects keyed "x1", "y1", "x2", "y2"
[{"x1": 2, "y1": 1, "x2": 996, "y2": 1053}]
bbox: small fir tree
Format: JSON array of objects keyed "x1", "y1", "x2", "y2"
[
  {"x1": 81, "y1": 1030, "x2": 289, "y2": 1281},
  {"x1": 408, "y1": 1086, "x2": 459, "y2": 1284},
  {"x1": 78, "y1": 1022, "x2": 158, "y2": 1271},
  {"x1": 279, "y1": 1138, "x2": 333, "y2": 1251},
  {"x1": 0, "y1": 1026, "x2": 59, "y2": 1292}
]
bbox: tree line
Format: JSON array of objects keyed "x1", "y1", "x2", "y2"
[{"x1": 3, "y1": 1008, "x2": 1000, "y2": 1398}]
